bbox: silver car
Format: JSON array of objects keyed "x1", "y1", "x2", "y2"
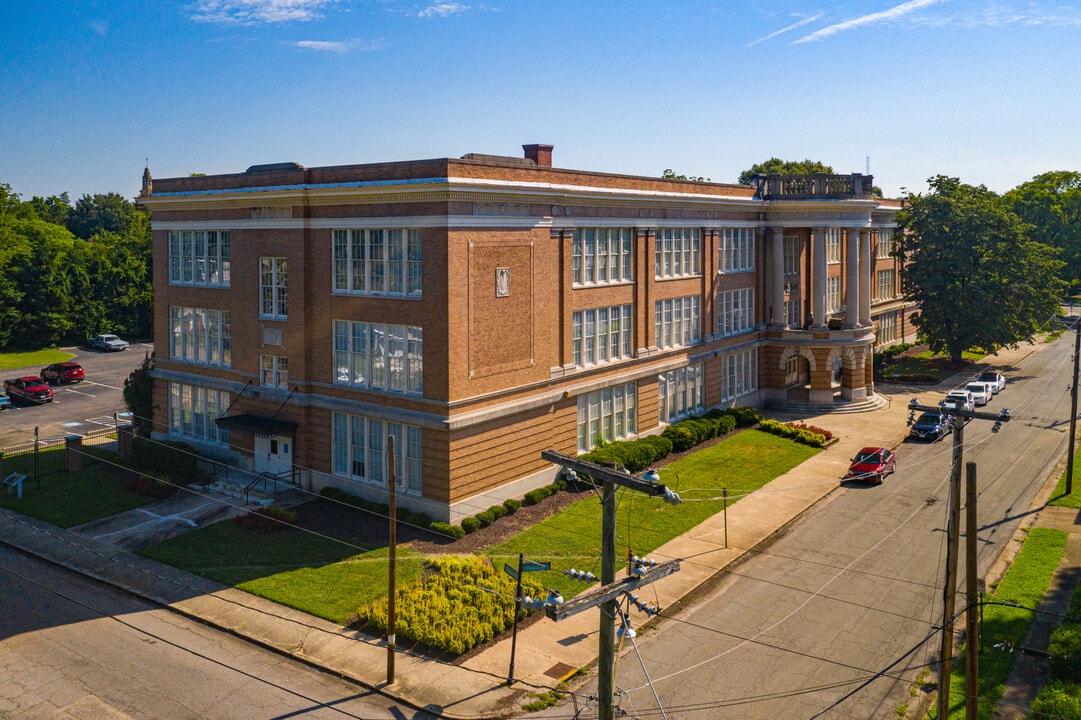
[{"x1": 89, "y1": 334, "x2": 129, "y2": 352}]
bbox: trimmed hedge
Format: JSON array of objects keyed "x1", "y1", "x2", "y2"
[
  {"x1": 132, "y1": 437, "x2": 199, "y2": 483},
  {"x1": 320, "y1": 486, "x2": 437, "y2": 535},
  {"x1": 756, "y1": 419, "x2": 828, "y2": 448},
  {"x1": 233, "y1": 505, "x2": 297, "y2": 531},
  {"x1": 502, "y1": 498, "x2": 522, "y2": 514},
  {"x1": 461, "y1": 516, "x2": 481, "y2": 534},
  {"x1": 429, "y1": 521, "x2": 465, "y2": 539}
]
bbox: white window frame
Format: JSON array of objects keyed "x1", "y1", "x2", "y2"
[
  {"x1": 825, "y1": 228, "x2": 842, "y2": 264},
  {"x1": 168, "y1": 230, "x2": 230, "y2": 287},
  {"x1": 654, "y1": 228, "x2": 701, "y2": 280},
  {"x1": 334, "y1": 320, "x2": 423, "y2": 395},
  {"x1": 572, "y1": 305, "x2": 632, "y2": 367},
  {"x1": 876, "y1": 269, "x2": 895, "y2": 300},
  {"x1": 720, "y1": 349, "x2": 758, "y2": 402},
  {"x1": 784, "y1": 295, "x2": 802, "y2": 329},
  {"x1": 572, "y1": 228, "x2": 633, "y2": 286},
  {"x1": 658, "y1": 363, "x2": 705, "y2": 423},
  {"x1": 169, "y1": 306, "x2": 231, "y2": 367},
  {"x1": 333, "y1": 229, "x2": 422, "y2": 298},
  {"x1": 826, "y1": 276, "x2": 842, "y2": 314},
  {"x1": 877, "y1": 312, "x2": 897, "y2": 344},
  {"x1": 877, "y1": 228, "x2": 895, "y2": 259},
  {"x1": 260, "y1": 257, "x2": 287, "y2": 319},
  {"x1": 332, "y1": 412, "x2": 422, "y2": 494},
  {"x1": 260, "y1": 354, "x2": 288, "y2": 389},
  {"x1": 577, "y1": 382, "x2": 637, "y2": 453},
  {"x1": 717, "y1": 288, "x2": 755, "y2": 336},
  {"x1": 167, "y1": 382, "x2": 230, "y2": 446},
  {"x1": 654, "y1": 296, "x2": 700, "y2": 349},
  {"x1": 783, "y1": 235, "x2": 801, "y2": 276},
  {"x1": 719, "y1": 228, "x2": 755, "y2": 273}
]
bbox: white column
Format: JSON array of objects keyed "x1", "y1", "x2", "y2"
[
  {"x1": 859, "y1": 228, "x2": 872, "y2": 326},
  {"x1": 771, "y1": 228, "x2": 785, "y2": 327},
  {"x1": 812, "y1": 228, "x2": 826, "y2": 329},
  {"x1": 845, "y1": 227, "x2": 860, "y2": 329}
]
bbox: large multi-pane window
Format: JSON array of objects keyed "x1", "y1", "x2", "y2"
[
  {"x1": 333, "y1": 321, "x2": 423, "y2": 395},
  {"x1": 260, "y1": 355, "x2": 288, "y2": 389},
  {"x1": 877, "y1": 313, "x2": 897, "y2": 344},
  {"x1": 572, "y1": 228, "x2": 633, "y2": 286},
  {"x1": 783, "y1": 235, "x2": 801, "y2": 275},
  {"x1": 785, "y1": 296, "x2": 802, "y2": 328},
  {"x1": 572, "y1": 305, "x2": 632, "y2": 367},
  {"x1": 655, "y1": 296, "x2": 700, "y2": 349},
  {"x1": 826, "y1": 276, "x2": 842, "y2": 313},
  {"x1": 658, "y1": 363, "x2": 705, "y2": 423},
  {"x1": 720, "y1": 349, "x2": 758, "y2": 402},
  {"x1": 719, "y1": 228, "x2": 754, "y2": 273},
  {"x1": 167, "y1": 382, "x2": 230, "y2": 446},
  {"x1": 654, "y1": 228, "x2": 700, "y2": 279},
  {"x1": 717, "y1": 288, "x2": 755, "y2": 336},
  {"x1": 825, "y1": 228, "x2": 842, "y2": 264},
  {"x1": 577, "y1": 382, "x2": 637, "y2": 453},
  {"x1": 168, "y1": 230, "x2": 230, "y2": 286},
  {"x1": 331, "y1": 412, "x2": 422, "y2": 494},
  {"x1": 169, "y1": 307, "x2": 231, "y2": 366},
  {"x1": 876, "y1": 269, "x2": 895, "y2": 300},
  {"x1": 332, "y1": 229, "x2": 422, "y2": 297},
  {"x1": 260, "y1": 257, "x2": 287, "y2": 319},
  {"x1": 877, "y1": 228, "x2": 895, "y2": 259}
]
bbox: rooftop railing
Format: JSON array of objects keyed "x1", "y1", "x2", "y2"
[{"x1": 754, "y1": 173, "x2": 875, "y2": 201}]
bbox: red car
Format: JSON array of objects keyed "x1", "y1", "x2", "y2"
[
  {"x1": 4, "y1": 376, "x2": 55, "y2": 404},
  {"x1": 41, "y1": 361, "x2": 85, "y2": 385},
  {"x1": 845, "y1": 447, "x2": 896, "y2": 484}
]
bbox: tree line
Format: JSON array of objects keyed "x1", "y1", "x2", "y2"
[{"x1": 0, "y1": 182, "x2": 152, "y2": 350}]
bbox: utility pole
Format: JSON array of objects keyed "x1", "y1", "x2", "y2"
[
  {"x1": 1067, "y1": 318, "x2": 1080, "y2": 494},
  {"x1": 965, "y1": 462, "x2": 979, "y2": 720},
  {"x1": 541, "y1": 451, "x2": 680, "y2": 720},
  {"x1": 908, "y1": 400, "x2": 1010, "y2": 720},
  {"x1": 387, "y1": 434, "x2": 397, "y2": 685}
]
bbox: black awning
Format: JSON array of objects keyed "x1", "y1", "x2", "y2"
[{"x1": 215, "y1": 414, "x2": 298, "y2": 437}]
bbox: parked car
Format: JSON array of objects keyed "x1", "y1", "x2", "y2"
[
  {"x1": 910, "y1": 411, "x2": 953, "y2": 441},
  {"x1": 977, "y1": 370, "x2": 1006, "y2": 394},
  {"x1": 845, "y1": 447, "x2": 897, "y2": 484},
  {"x1": 89, "y1": 334, "x2": 129, "y2": 352},
  {"x1": 4, "y1": 376, "x2": 55, "y2": 404},
  {"x1": 41, "y1": 361, "x2": 85, "y2": 385},
  {"x1": 0, "y1": 393, "x2": 10, "y2": 410},
  {"x1": 940, "y1": 389, "x2": 975, "y2": 413},
  {"x1": 964, "y1": 381, "x2": 993, "y2": 407}
]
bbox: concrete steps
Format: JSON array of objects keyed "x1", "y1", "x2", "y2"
[{"x1": 765, "y1": 393, "x2": 889, "y2": 415}]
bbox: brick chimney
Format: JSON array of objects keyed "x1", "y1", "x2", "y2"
[{"x1": 523, "y1": 144, "x2": 554, "y2": 167}]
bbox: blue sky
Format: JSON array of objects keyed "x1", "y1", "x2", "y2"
[{"x1": 2, "y1": 0, "x2": 1080, "y2": 202}]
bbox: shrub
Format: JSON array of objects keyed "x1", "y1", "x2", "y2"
[
  {"x1": 488, "y1": 504, "x2": 507, "y2": 521},
  {"x1": 661, "y1": 425, "x2": 697, "y2": 453},
  {"x1": 429, "y1": 521, "x2": 465, "y2": 539},
  {"x1": 319, "y1": 487, "x2": 435, "y2": 528},
  {"x1": 1030, "y1": 680, "x2": 1081, "y2": 719},
  {"x1": 461, "y1": 516, "x2": 481, "y2": 534},
  {"x1": 234, "y1": 505, "x2": 297, "y2": 531},
  {"x1": 786, "y1": 421, "x2": 833, "y2": 440},
  {"x1": 475, "y1": 510, "x2": 496, "y2": 527},
  {"x1": 726, "y1": 406, "x2": 762, "y2": 427},
  {"x1": 524, "y1": 484, "x2": 559, "y2": 505},
  {"x1": 502, "y1": 498, "x2": 522, "y2": 514},
  {"x1": 1048, "y1": 621, "x2": 1081, "y2": 683},
  {"x1": 131, "y1": 437, "x2": 198, "y2": 483},
  {"x1": 714, "y1": 414, "x2": 736, "y2": 436},
  {"x1": 125, "y1": 472, "x2": 177, "y2": 498},
  {"x1": 757, "y1": 419, "x2": 826, "y2": 448}
]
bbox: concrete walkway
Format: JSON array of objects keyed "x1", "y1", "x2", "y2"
[{"x1": 1, "y1": 339, "x2": 1076, "y2": 719}]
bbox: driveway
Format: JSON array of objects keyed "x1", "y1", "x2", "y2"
[{"x1": 0, "y1": 343, "x2": 153, "y2": 449}]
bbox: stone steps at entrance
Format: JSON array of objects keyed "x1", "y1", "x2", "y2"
[{"x1": 765, "y1": 393, "x2": 889, "y2": 415}]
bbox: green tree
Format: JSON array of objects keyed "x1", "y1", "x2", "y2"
[
  {"x1": 896, "y1": 175, "x2": 1065, "y2": 362},
  {"x1": 737, "y1": 158, "x2": 834, "y2": 185},
  {"x1": 28, "y1": 192, "x2": 72, "y2": 226},
  {"x1": 5, "y1": 217, "x2": 77, "y2": 348},
  {"x1": 1004, "y1": 171, "x2": 1081, "y2": 292},
  {"x1": 123, "y1": 353, "x2": 155, "y2": 437},
  {"x1": 662, "y1": 169, "x2": 711, "y2": 182},
  {"x1": 67, "y1": 192, "x2": 140, "y2": 240}
]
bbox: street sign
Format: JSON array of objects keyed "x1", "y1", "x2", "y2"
[
  {"x1": 522, "y1": 560, "x2": 551, "y2": 572},
  {"x1": 504, "y1": 563, "x2": 518, "y2": 580}
]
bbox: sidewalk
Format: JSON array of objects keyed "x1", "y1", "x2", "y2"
[{"x1": 0, "y1": 340, "x2": 1073, "y2": 719}]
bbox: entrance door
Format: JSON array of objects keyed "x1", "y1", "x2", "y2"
[{"x1": 254, "y1": 435, "x2": 292, "y2": 478}]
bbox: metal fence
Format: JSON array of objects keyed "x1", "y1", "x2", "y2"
[{"x1": 1, "y1": 427, "x2": 118, "y2": 482}]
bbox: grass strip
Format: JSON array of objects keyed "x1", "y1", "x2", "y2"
[{"x1": 0, "y1": 348, "x2": 74, "y2": 372}]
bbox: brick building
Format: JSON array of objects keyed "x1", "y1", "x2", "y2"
[{"x1": 137, "y1": 146, "x2": 907, "y2": 521}]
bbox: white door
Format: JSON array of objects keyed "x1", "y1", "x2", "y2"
[{"x1": 254, "y1": 435, "x2": 292, "y2": 478}]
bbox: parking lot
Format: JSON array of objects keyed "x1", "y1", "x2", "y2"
[{"x1": 0, "y1": 343, "x2": 153, "y2": 449}]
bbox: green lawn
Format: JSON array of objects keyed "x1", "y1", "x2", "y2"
[
  {"x1": 0, "y1": 348, "x2": 75, "y2": 372},
  {"x1": 942, "y1": 527, "x2": 1069, "y2": 719},
  {"x1": 1047, "y1": 440, "x2": 1081, "y2": 510}
]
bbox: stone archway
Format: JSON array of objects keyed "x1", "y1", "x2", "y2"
[{"x1": 826, "y1": 346, "x2": 870, "y2": 401}]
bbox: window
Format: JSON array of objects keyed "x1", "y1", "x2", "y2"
[
  {"x1": 332, "y1": 412, "x2": 422, "y2": 493},
  {"x1": 261, "y1": 355, "x2": 288, "y2": 389},
  {"x1": 654, "y1": 228, "x2": 700, "y2": 279},
  {"x1": 658, "y1": 363, "x2": 704, "y2": 423},
  {"x1": 717, "y1": 288, "x2": 755, "y2": 336},
  {"x1": 783, "y1": 235, "x2": 801, "y2": 276},
  {"x1": 168, "y1": 230, "x2": 230, "y2": 287},
  {"x1": 826, "y1": 276, "x2": 841, "y2": 314},
  {"x1": 785, "y1": 295, "x2": 802, "y2": 329},
  {"x1": 167, "y1": 382, "x2": 230, "y2": 446},
  {"x1": 260, "y1": 257, "x2": 287, "y2": 319},
  {"x1": 877, "y1": 312, "x2": 897, "y2": 344},
  {"x1": 169, "y1": 307, "x2": 231, "y2": 366},
  {"x1": 876, "y1": 269, "x2": 895, "y2": 300},
  {"x1": 719, "y1": 228, "x2": 754, "y2": 273},
  {"x1": 720, "y1": 349, "x2": 758, "y2": 402},
  {"x1": 333, "y1": 229, "x2": 422, "y2": 297},
  {"x1": 572, "y1": 305, "x2": 632, "y2": 367},
  {"x1": 654, "y1": 296, "x2": 700, "y2": 349},
  {"x1": 572, "y1": 228, "x2": 633, "y2": 286},
  {"x1": 825, "y1": 228, "x2": 842, "y2": 264},
  {"x1": 877, "y1": 228, "x2": 895, "y2": 259},
  {"x1": 334, "y1": 321, "x2": 423, "y2": 395},
  {"x1": 577, "y1": 382, "x2": 637, "y2": 452}
]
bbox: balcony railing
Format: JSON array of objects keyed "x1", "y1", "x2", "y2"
[{"x1": 754, "y1": 173, "x2": 874, "y2": 201}]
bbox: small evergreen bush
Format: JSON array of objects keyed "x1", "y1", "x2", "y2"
[
  {"x1": 502, "y1": 498, "x2": 522, "y2": 514},
  {"x1": 461, "y1": 516, "x2": 481, "y2": 534},
  {"x1": 726, "y1": 406, "x2": 762, "y2": 427},
  {"x1": 233, "y1": 505, "x2": 297, "y2": 532},
  {"x1": 429, "y1": 521, "x2": 465, "y2": 539},
  {"x1": 475, "y1": 509, "x2": 496, "y2": 527},
  {"x1": 487, "y1": 504, "x2": 507, "y2": 520}
]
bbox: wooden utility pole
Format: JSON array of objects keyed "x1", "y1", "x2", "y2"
[
  {"x1": 1067, "y1": 319, "x2": 1080, "y2": 494},
  {"x1": 938, "y1": 417, "x2": 964, "y2": 720},
  {"x1": 599, "y1": 479, "x2": 616, "y2": 720},
  {"x1": 965, "y1": 462, "x2": 979, "y2": 720},
  {"x1": 387, "y1": 434, "x2": 397, "y2": 685}
]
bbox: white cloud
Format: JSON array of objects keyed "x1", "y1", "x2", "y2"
[
  {"x1": 294, "y1": 38, "x2": 386, "y2": 53},
  {"x1": 415, "y1": 3, "x2": 471, "y2": 19},
  {"x1": 793, "y1": 0, "x2": 947, "y2": 43},
  {"x1": 746, "y1": 13, "x2": 824, "y2": 47},
  {"x1": 90, "y1": 20, "x2": 109, "y2": 36},
  {"x1": 189, "y1": 0, "x2": 338, "y2": 25}
]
